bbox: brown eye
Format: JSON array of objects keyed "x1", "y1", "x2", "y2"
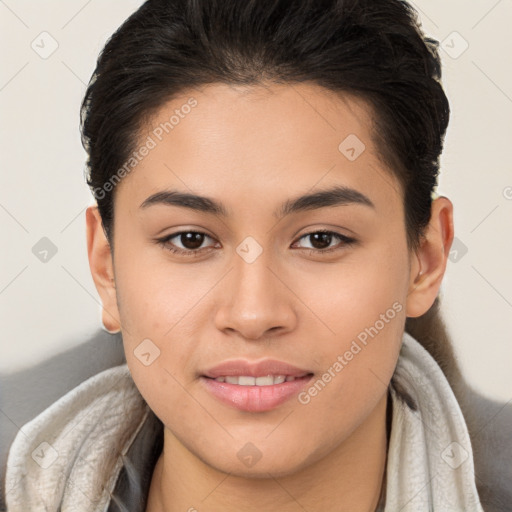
[
  {"x1": 157, "y1": 230, "x2": 217, "y2": 257},
  {"x1": 176, "y1": 232, "x2": 207, "y2": 250},
  {"x1": 293, "y1": 230, "x2": 356, "y2": 254}
]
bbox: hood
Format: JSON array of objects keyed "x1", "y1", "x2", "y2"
[{"x1": 4, "y1": 332, "x2": 484, "y2": 511}]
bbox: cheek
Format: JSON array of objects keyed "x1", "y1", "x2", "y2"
[
  {"x1": 295, "y1": 237, "x2": 408, "y2": 339},
  {"x1": 295, "y1": 296, "x2": 404, "y2": 452},
  {"x1": 112, "y1": 255, "x2": 203, "y2": 392},
  {"x1": 293, "y1": 238, "x2": 407, "y2": 416},
  {"x1": 113, "y1": 240, "x2": 203, "y2": 335}
]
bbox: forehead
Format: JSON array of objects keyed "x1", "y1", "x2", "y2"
[
  {"x1": 115, "y1": 82, "x2": 402, "y2": 216},
  {"x1": 143, "y1": 82, "x2": 375, "y2": 157}
]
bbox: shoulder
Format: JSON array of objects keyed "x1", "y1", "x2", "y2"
[
  {"x1": 1, "y1": 328, "x2": 127, "y2": 509},
  {"x1": 459, "y1": 382, "x2": 512, "y2": 512},
  {"x1": 4, "y1": 361, "x2": 148, "y2": 511}
]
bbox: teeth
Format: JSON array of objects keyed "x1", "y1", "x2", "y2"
[
  {"x1": 239, "y1": 376, "x2": 256, "y2": 386},
  {"x1": 214, "y1": 375, "x2": 289, "y2": 386}
]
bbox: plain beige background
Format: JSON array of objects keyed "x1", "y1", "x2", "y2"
[{"x1": 1, "y1": 0, "x2": 511, "y2": 402}]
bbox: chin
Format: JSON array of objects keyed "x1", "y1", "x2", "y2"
[
  {"x1": 197, "y1": 443, "x2": 315, "y2": 480},
  {"x1": 218, "y1": 460, "x2": 306, "y2": 480}
]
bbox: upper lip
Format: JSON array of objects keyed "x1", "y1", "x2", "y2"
[{"x1": 202, "y1": 359, "x2": 313, "y2": 379}]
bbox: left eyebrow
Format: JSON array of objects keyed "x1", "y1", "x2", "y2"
[{"x1": 139, "y1": 184, "x2": 375, "y2": 219}]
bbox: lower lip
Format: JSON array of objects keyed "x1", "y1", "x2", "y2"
[{"x1": 200, "y1": 375, "x2": 313, "y2": 412}]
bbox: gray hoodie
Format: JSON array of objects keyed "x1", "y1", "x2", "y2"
[{"x1": 3, "y1": 333, "x2": 491, "y2": 511}]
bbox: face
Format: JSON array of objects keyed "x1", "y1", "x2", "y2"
[{"x1": 94, "y1": 82, "x2": 419, "y2": 477}]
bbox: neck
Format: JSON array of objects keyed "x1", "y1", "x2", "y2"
[{"x1": 146, "y1": 391, "x2": 390, "y2": 512}]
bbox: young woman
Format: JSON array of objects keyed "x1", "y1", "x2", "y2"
[{"x1": 5, "y1": 0, "x2": 503, "y2": 510}]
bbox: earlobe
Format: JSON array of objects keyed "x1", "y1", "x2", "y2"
[
  {"x1": 85, "y1": 205, "x2": 121, "y2": 333},
  {"x1": 405, "y1": 196, "x2": 454, "y2": 318}
]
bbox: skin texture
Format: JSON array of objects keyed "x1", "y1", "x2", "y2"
[{"x1": 86, "y1": 82, "x2": 454, "y2": 511}]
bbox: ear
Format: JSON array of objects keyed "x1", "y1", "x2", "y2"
[
  {"x1": 86, "y1": 205, "x2": 121, "y2": 332},
  {"x1": 406, "y1": 196, "x2": 454, "y2": 318}
]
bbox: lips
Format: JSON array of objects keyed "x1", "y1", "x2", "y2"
[
  {"x1": 200, "y1": 359, "x2": 314, "y2": 412},
  {"x1": 213, "y1": 375, "x2": 296, "y2": 385},
  {"x1": 202, "y1": 359, "x2": 312, "y2": 379}
]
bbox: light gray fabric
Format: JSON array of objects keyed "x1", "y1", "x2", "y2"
[
  {"x1": 4, "y1": 364, "x2": 147, "y2": 511},
  {"x1": 384, "y1": 333, "x2": 483, "y2": 510},
  {"x1": 2, "y1": 332, "x2": 497, "y2": 511},
  {"x1": 0, "y1": 330, "x2": 125, "y2": 511},
  {"x1": 456, "y1": 386, "x2": 512, "y2": 511},
  {"x1": 1, "y1": 329, "x2": 511, "y2": 511}
]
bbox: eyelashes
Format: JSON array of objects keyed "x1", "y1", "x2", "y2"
[{"x1": 156, "y1": 229, "x2": 357, "y2": 258}]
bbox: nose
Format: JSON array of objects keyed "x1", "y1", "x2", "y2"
[{"x1": 213, "y1": 246, "x2": 298, "y2": 341}]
